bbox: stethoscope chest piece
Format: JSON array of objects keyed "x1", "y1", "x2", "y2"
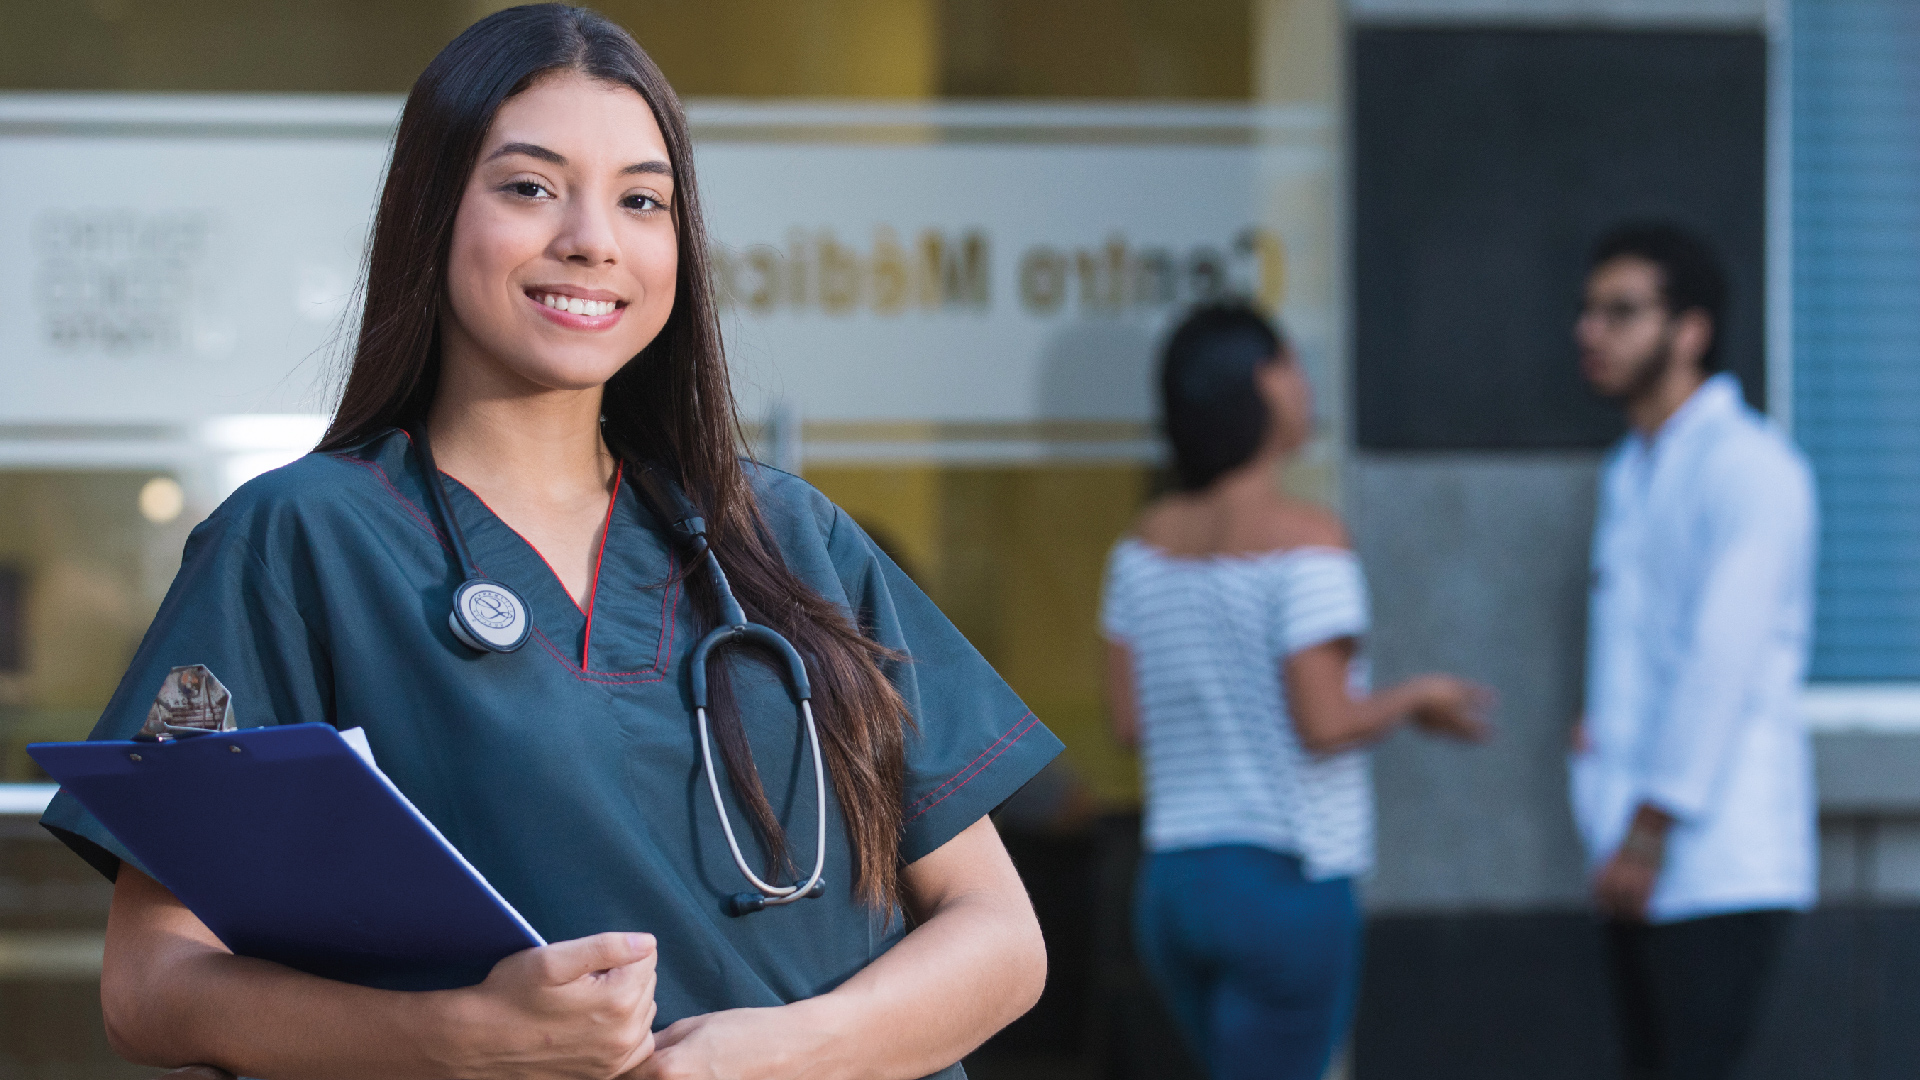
[{"x1": 449, "y1": 577, "x2": 531, "y2": 653}]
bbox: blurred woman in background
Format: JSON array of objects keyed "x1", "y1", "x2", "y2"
[{"x1": 1101, "y1": 304, "x2": 1492, "y2": 1080}]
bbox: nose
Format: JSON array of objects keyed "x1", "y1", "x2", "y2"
[{"x1": 551, "y1": 194, "x2": 618, "y2": 267}]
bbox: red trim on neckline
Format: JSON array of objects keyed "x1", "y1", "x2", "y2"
[
  {"x1": 451, "y1": 481, "x2": 587, "y2": 617},
  {"x1": 580, "y1": 460, "x2": 622, "y2": 672}
]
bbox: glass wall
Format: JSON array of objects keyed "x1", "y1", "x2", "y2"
[
  {"x1": 0, "y1": 472, "x2": 191, "y2": 780},
  {"x1": 0, "y1": 4, "x2": 1330, "y2": 1076}
]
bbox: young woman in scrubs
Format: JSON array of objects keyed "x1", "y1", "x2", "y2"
[
  {"x1": 1100, "y1": 306, "x2": 1491, "y2": 1080},
  {"x1": 40, "y1": 6, "x2": 1061, "y2": 1078}
]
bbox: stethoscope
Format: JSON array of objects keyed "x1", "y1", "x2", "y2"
[{"x1": 413, "y1": 430, "x2": 827, "y2": 917}]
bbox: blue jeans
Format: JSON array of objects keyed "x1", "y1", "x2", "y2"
[{"x1": 1133, "y1": 846, "x2": 1361, "y2": 1080}]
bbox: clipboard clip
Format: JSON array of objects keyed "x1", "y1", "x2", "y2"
[{"x1": 133, "y1": 724, "x2": 226, "y2": 743}]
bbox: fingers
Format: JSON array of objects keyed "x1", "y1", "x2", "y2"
[
  {"x1": 1446, "y1": 680, "x2": 1497, "y2": 741},
  {"x1": 1593, "y1": 858, "x2": 1653, "y2": 921},
  {"x1": 534, "y1": 932, "x2": 657, "y2": 985},
  {"x1": 651, "y1": 1016, "x2": 696, "y2": 1051},
  {"x1": 614, "y1": 1028, "x2": 659, "y2": 1077}
]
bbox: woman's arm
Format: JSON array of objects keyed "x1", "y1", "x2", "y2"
[
  {"x1": 637, "y1": 814, "x2": 1045, "y2": 1080},
  {"x1": 1284, "y1": 638, "x2": 1493, "y2": 754},
  {"x1": 104, "y1": 865, "x2": 659, "y2": 1080},
  {"x1": 1104, "y1": 639, "x2": 1140, "y2": 749}
]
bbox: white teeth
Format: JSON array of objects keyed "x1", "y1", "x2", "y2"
[{"x1": 537, "y1": 294, "x2": 616, "y2": 316}]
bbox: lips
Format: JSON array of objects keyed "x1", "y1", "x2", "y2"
[{"x1": 524, "y1": 287, "x2": 627, "y2": 331}]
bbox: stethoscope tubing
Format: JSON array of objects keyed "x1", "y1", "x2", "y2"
[
  {"x1": 416, "y1": 431, "x2": 829, "y2": 913},
  {"x1": 686, "y1": 548, "x2": 829, "y2": 910},
  {"x1": 696, "y1": 696, "x2": 827, "y2": 905}
]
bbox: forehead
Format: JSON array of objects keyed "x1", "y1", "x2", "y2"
[
  {"x1": 484, "y1": 71, "x2": 671, "y2": 165},
  {"x1": 1587, "y1": 255, "x2": 1663, "y2": 298}
]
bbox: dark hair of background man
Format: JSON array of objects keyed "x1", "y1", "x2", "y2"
[{"x1": 1589, "y1": 221, "x2": 1730, "y2": 373}]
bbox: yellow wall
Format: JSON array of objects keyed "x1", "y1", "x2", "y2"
[
  {"x1": 940, "y1": 0, "x2": 1250, "y2": 99},
  {"x1": 602, "y1": 0, "x2": 940, "y2": 99},
  {"x1": 807, "y1": 463, "x2": 1153, "y2": 807},
  {"x1": 1, "y1": 0, "x2": 1247, "y2": 99}
]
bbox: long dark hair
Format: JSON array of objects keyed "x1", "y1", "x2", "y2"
[
  {"x1": 317, "y1": 4, "x2": 911, "y2": 909},
  {"x1": 1159, "y1": 303, "x2": 1286, "y2": 491}
]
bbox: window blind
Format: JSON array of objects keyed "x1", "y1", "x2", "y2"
[{"x1": 1793, "y1": 0, "x2": 1920, "y2": 679}]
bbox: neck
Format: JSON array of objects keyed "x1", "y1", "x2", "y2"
[
  {"x1": 1626, "y1": 365, "x2": 1709, "y2": 439},
  {"x1": 424, "y1": 352, "x2": 615, "y2": 501},
  {"x1": 1198, "y1": 445, "x2": 1288, "y2": 508}
]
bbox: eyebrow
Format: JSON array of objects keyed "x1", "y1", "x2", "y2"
[{"x1": 487, "y1": 142, "x2": 672, "y2": 177}]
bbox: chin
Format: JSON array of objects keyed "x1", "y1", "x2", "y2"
[{"x1": 510, "y1": 354, "x2": 635, "y2": 392}]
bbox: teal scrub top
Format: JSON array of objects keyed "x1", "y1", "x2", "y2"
[{"x1": 42, "y1": 429, "x2": 1061, "y2": 1074}]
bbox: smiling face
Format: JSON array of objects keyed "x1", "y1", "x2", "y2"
[{"x1": 440, "y1": 70, "x2": 679, "y2": 395}]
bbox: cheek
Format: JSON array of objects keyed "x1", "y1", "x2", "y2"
[
  {"x1": 446, "y1": 205, "x2": 541, "y2": 326},
  {"x1": 623, "y1": 230, "x2": 680, "y2": 330},
  {"x1": 636, "y1": 231, "x2": 679, "y2": 300}
]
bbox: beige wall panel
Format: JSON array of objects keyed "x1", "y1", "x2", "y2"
[{"x1": 0, "y1": 473, "x2": 188, "y2": 781}]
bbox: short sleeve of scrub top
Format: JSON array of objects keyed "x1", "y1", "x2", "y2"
[{"x1": 40, "y1": 429, "x2": 1062, "y2": 1064}]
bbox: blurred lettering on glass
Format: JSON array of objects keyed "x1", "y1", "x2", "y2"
[{"x1": 32, "y1": 210, "x2": 211, "y2": 353}]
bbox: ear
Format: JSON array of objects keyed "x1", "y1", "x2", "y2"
[{"x1": 1671, "y1": 309, "x2": 1715, "y2": 374}]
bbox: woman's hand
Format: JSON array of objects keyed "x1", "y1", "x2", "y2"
[
  {"x1": 630, "y1": 1005, "x2": 829, "y2": 1080},
  {"x1": 623, "y1": 817, "x2": 1044, "y2": 1080},
  {"x1": 445, "y1": 932, "x2": 661, "y2": 1080},
  {"x1": 103, "y1": 865, "x2": 658, "y2": 1080},
  {"x1": 1285, "y1": 642, "x2": 1495, "y2": 753},
  {"x1": 1403, "y1": 675, "x2": 1496, "y2": 743}
]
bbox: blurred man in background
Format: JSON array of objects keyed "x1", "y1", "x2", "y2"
[{"x1": 1570, "y1": 223, "x2": 1816, "y2": 1080}]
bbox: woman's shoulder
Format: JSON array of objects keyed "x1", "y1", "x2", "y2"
[
  {"x1": 1251, "y1": 498, "x2": 1350, "y2": 553},
  {"x1": 1129, "y1": 494, "x2": 1351, "y2": 559},
  {"x1": 205, "y1": 429, "x2": 428, "y2": 543},
  {"x1": 739, "y1": 460, "x2": 883, "y2": 580},
  {"x1": 741, "y1": 459, "x2": 840, "y2": 537}
]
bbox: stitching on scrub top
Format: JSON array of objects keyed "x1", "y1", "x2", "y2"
[
  {"x1": 328, "y1": 454, "x2": 452, "y2": 553},
  {"x1": 450, "y1": 476, "x2": 592, "y2": 618},
  {"x1": 905, "y1": 711, "x2": 1039, "y2": 823},
  {"x1": 527, "y1": 561, "x2": 682, "y2": 684},
  {"x1": 908, "y1": 710, "x2": 1035, "y2": 813}
]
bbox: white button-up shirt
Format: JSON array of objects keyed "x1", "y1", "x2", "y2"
[{"x1": 1571, "y1": 374, "x2": 1818, "y2": 922}]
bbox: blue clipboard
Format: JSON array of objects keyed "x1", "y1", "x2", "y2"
[{"x1": 29, "y1": 723, "x2": 544, "y2": 991}]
